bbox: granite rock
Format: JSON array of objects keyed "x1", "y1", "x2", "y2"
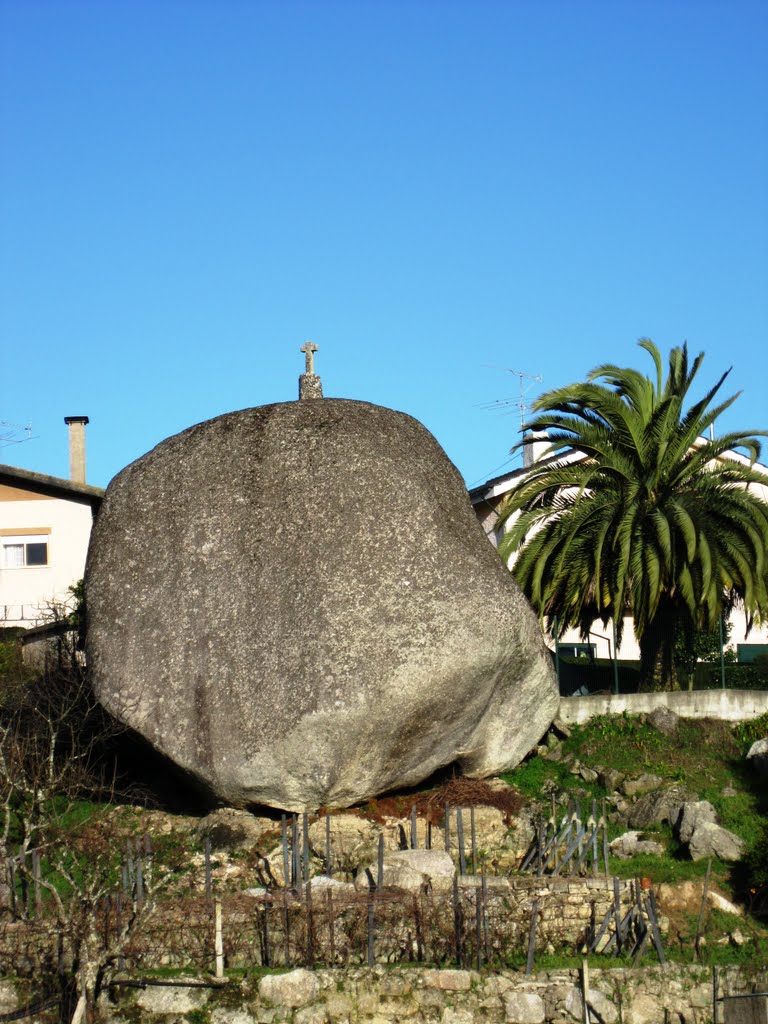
[
  {"x1": 647, "y1": 706, "x2": 679, "y2": 737},
  {"x1": 609, "y1": 831, "x2": 665, "y2": 859},
  {"x1": 86, "y1": 400, "x2": 559, "y2": 810},
  {"x1": 259, "y1": 968, "x2": 318, "y2": 1008},
  {"x1": 688, "y1": 822, "x2": 746, "y2": 862},
  {"x1": 678, "y1": 801, "x2": 718, "y2": 844},
  {"x1": 627, "y1": 784, "x2": 691, "y2": 829},
  {"x1": 354, "y1": 849, "x2": 456, "y2": 892}
]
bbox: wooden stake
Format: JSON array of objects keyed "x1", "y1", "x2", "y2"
[
  {"x1": 305, "y1": 879, "x2": 314, "y2": 966},
  {"x1": 581, "y1": 958, "x2": 590, "y2": 1024},
  {"x1": 204, "y1": 837, "x2": 212, "y2": 902},
  {"x1": 470, "y1": 806, "x2": 477, "y2": 875},
  {"x1": 327, "y1": 889, "x2": 336, "y2": 965},
  {"x1": 281, "y1": 815, "x2": 289, "y2": 888},
  {"x1": 482, "y1": 866, "x2": 490, "y2": 961},
  {"x1": 292, "y1": 815, "x2": 300, "y2": 895},
  {"x1": 475, "y1": 885, "x2": 483, "y2": 971},
  {"x1": 695, "y1": 859, "x2": 712, "y2": 960},
  {"x1": 591, "y1": 800, "x2": 598, "y2": 876},
  {"x1": 645, "y1": 888, "x2": 666, "y2": 966},
  {"x1": 457, "y1": 808, "x2": 466, "y2": 875},
  {"x1": 214, "y1": 898, "x2": 224, "y2": 978},
  {"x1": 326, "y1": 813, "x2": 332, "y2": 877},
  {"x1": 452, "y1": 873, "x2": 462, "y2": 967},
  {"x1": 713, "y1": 966, "x2": 719, "y2": 1024},
  {"x1": 367, "y1": 896, "x2": 375, "y2": 966},
  {"x1": 302, "y1": 813, "x2": 310, "y2": 886},
  {"x1": 263, "y1": 896, "x2": 271, "y2": 968},
  {"x1": 525, "y1": 900, "x2": 538, "y2": 975}
]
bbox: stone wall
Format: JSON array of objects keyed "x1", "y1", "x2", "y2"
[
  {"x1": 57, "y1": 964, "x2": 768, "y2": 1023},
  {"x1": 0, "y1": 877, "x2": 640, "y2": 976},
  {"x1": 559, "y1": 689, "x2": 768, "y2": 726}
]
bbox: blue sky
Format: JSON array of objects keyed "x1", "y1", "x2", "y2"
[{"x1": 2, "y1": 0, "x2": 766, "y2": 490}]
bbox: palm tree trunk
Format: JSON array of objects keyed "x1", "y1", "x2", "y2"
[{"x1": 639, "y1": 613, "x2": 678, "y2": 691}]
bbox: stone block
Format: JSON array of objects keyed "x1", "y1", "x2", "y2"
[
  {"x1": 259, "y1": 968, "x2": 319, "y2": 1008},
  {"x1": 0, "y1": 981, "x2": 18, "y2": 1016},
  {"x1": 136, "y1": 983, "x2": 210, "y2": 1014},
  {"x1": 322, "y1": 993, "x2": 353, "y2": 1018},
  {"x1": 211, "y1": 1011, "x2": 259, "y2": 1024},
  {"x1": 293, "y1": 1007, "x2": 328, "y2": 1024},
  {"x1": 423, "y1": 969, "x2": 472, "y2": 991},
  {"x1": 622, "y1": 773, "x2": 664, "y2": 797},
  {"x1": 679, "y1": 801, "x2": 718, "y2": 843},
  {"x1": 442, "y1": 1010, "x2": 477, "y2": 1024},
  {"x1": 625, "y1": 992, "x2": 663, "y2": 1024},
  {"x1": 377, "y1": 998, "x2": 420, "y2": 1018},
  {"x1": 504, "y1": 990, "x2": 546, "y2": 1023},
  {"x1": 689, "y1": 822, "x2": 746, "y2": 862},
  {"x1": 355, "y1": 849, "x2": 456, "y2": 892}
]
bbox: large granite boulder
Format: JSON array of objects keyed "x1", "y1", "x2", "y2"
[{"x1": 86, "y1": 399, "x2": 558, "y2": 810}]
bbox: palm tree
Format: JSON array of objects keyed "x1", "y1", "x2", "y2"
[{"x1": 496, "y1": 339, "x2": 768, "y2": 690}]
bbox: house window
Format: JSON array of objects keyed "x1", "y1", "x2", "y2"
[
  {"x1": 559, "y1": 642, "x2": 596, "y2": 660},
  {"x1": 1, "y1": 537, "x2": 49, "y2": 568}
]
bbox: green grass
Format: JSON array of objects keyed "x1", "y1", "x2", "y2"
[{"x1": 502, "y1": 712, "x2": 768, "y2": 922}]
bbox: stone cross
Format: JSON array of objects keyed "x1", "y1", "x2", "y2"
[{"x1": 300, "y1": 341, "x2": 319, "y2": 375}]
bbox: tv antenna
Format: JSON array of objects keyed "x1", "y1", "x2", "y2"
[
  {"x1": 478, "y1": 366, "x2": 543, "y2": 429},
  {"x1": 0, "y1": 419, "x2": 35, "y2": 451}
]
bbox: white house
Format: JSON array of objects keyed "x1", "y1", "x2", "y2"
[
  {"x1": 0, "y1": 418, "x2": 103, "y2": 630},
  {"x1": 469, "y1": 442, "x2": 768, "y2": 664}
]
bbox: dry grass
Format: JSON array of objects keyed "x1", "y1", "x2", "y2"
[{"x1": 357, "y1": 777, "x2": 525, "y2": 826}]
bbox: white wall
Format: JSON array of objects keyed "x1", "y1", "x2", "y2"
[
  {"x1": 0, "y1": 491, "x2": 94, "y2": 627},
  {"x1": 558, "y1": 688, "x2": 768, "y2": 724}
]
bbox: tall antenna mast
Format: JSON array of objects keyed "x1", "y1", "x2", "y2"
[
  {"x1": 478, "y1": 366, "x2": 543, "y2": 429},
  {"x1": 509, "y1": 367, "x2": 543, "y2": 429}
]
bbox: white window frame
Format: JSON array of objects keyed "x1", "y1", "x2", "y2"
[{"x1": 1, "y1": 534, "x2": 50, "y2": 569}]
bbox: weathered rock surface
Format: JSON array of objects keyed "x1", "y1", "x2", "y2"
[
  {"x1": 86, "y1": 400, "x2": 558, "y2": 810},
  {"x1": 627, "y1": 783, "x2": 692, "y2": 829},
  {"x1": 609, "y1": 831, "x2": 665, "y2": 859},
  {"x1": 505, "y1": 991, "x2": 547, "y2": 1023},
  {"x1": 197, "y1": 808, "x2": 276, "y2": 851},
  {"x1": 354, "y1": 848, "x2": 456, "y2": 892},
  {"x1": 259, "y1": 968, "x2": 318, "y2": 1008},
  {"x1": 136, "y1": 980, "x2": 209, "y2": 1015},
  {"x1": 688, "y1": 822, "x2": 746, "y2": 862},
  {"x1": 678, "y1": 801, "x2": 718, "y2": 844},
  {"x1": 306, "y1": 813, "x2": 382, "y2": 872},
  {"x1": 565, "y1": 985, "x2": 618, "y2": 1024},
  {"x1": 655, "y1": 881, "x2": 743, "y2": 916},
  {"x1": 647, "y1": 706, "x2": 679, "y2": 737},
  {"x1": 622, "y1": 773, "x2": 664, "y2": 797}
]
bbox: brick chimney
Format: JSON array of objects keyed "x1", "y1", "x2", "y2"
[{"x1": 64, "y1": 416, "x2": 89, "y2": 483}]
